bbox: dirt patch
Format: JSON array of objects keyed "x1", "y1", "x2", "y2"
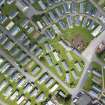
[{"x1": 71, "y1": 34, "x2": 86, "y2": 51}]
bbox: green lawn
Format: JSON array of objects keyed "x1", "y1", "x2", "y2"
[{"x1": 61, "y1": 26, "x2": 93, "y2": 46}]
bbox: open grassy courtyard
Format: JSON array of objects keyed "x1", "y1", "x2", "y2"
[{"x1": 61, "y1": 26, "x2": 93, "y2": 51}]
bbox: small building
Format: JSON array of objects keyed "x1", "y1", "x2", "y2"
[
  {"x1": 44, "y1": 43, "x2": 53, "y2": 53},
  {"x1": 89, "y1": 90, "x2": 98, "y2": 99},
  {"x1": 65, "y1": 72, "x2": 70, "y2": 83},
  {"x1": 49, "y1": 83, "x2": 59, "y2": 93},
  {"x1": 10, "y1": 26, "x2": 20, "y2": 36},
  {"x1": 3, "y1": 85, "x2": 13, "y2": 97},
  {"x1": 3, "y1": 41, "x2": 15, "y2": 51},
  {"x1": 55, "y1": 64, "x2": 63, "y2": 76},
  {"x1": 45, "y1": 55, "x2": 53, "y2": 66},
  {"x1": 62, "y1": 60, "x2": 69, "y2": 71},
  {"x1": 16, "y1": 52, "x2": 27, "y2": 62},
  {"x1": 0, "y1": 80, "x2": 8, "y2": 92},
  {"x1": 0, "y1": 62, "x2": 11, "y2": 73},
  {"x1": 32, "y1": 66, "x2": 41, "y2": 75},
  {"x1": 7, "y1": 0, "x2": 15, "y2": 5},
  {"x1": 37, "y1": 21, "x2": 43, "y2": 30},
  {"x1": 24, "y1": 83, "x2": 33, "y2": 93},
  {"x1": 46, "y1": 100, "x2": 55, "y2": 105},
  {"x1": 34, "y1": 48, "x2": 43, "y2": 58},
  {"x1": 21, "y1": 56, "x2": 31, "y2": 66},
  {"x1": 16, "y1": 1, "x2": 29, "y2": 12},
  {"x1": 59, "y1": 39, "x2": 72, "y2": 51},
  {"x1": 0, "y1": 15, "x2": 8, "y2": 24},
  {"x1": 53, "y1": 51, "x2": 60, "y2": 62},
  {"x1": 10, "y1": 90, "x2": 19, "y2": 101},
  {"x1": 46, "y1": 78, "x2": 54, "y2": 88},
  {"x1": 75, "y1": 62, "x2": 82, "y2": 72},
  {"x1": 6, "y1": 21, "x2": 15, "y2": 30},
  {"x1": 0, "y1": 34, "x2": 8, "y2": 45},
  {"x1": 5, "y1": 67, "x2": 16, "y2": 77},
  {"x1": 71, "y1": 70, "x2": 78, "y2": 80},
  {"x1": 0, "y1": 57, "x2": 4, "y2": 65},
  {"x1": 9, "y1": 11, "x2": 19, "y2": 20},
  {"x1": 36, "y1": 92, "x2": 46, "y2": 102},
  {"x1": 21, "y1": 18, "x2": 29, "y2": 28},
  {"x1": 91, "y1": 25, "x2": 102, "y2": 37},
  {"x1": 25, "y1": 100, "x2": 31, "y2": 105},
  {"x1": 30, "y1": 87, "x2": 39, "y2": 97},
  {"x1": 18, "y1": 77, "x2": 26, "y2": 88},
  {"x1": 66, "y1": 52, "x2": 73, "y2": 61},
  {"x1": 17, "y1": 95, "x2": 25, "y2": 105},
  {"x1": 38, "y1": 74, "x2": 49, "y2": 84},
  {"x1": 11, "y1": 71, "x2": 22, "y2": 82},
  {"x1": 67, "y1": 15, "x2": 73, "y2": 28},
  {"x1": 52, "y1": 24, "x2": 61, "y2": 34},
  {"x1": 38, "y1": 0, "x2": 46, "y2": 10}
]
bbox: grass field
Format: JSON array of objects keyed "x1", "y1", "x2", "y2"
[{"x1": 61, "y1": 26, "x2": 93, "y2": 50}]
